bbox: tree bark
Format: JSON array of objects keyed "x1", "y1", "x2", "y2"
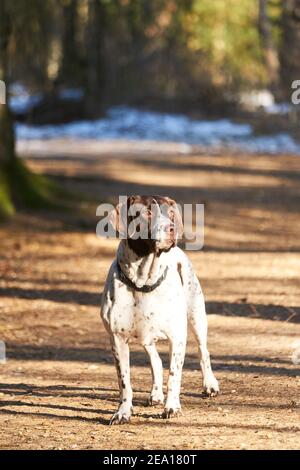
[
  {"x1": 0, "y1": 0, "x2": 15, "y2": 165},
  {"x1": 258, "y1": 0, "x2": 279, "y2": 93},
  {"x1": 280, "y1": 0, "x2": 300, "y2": 100},
  {"x1": 59, "y1": 0, "x2": 81, "y2": 86},
  {"x1": 85, "y1": 0, "x2": 106, "y2": 118}
]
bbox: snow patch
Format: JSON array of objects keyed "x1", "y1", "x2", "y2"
[
  {"x1": 9, "y1": 83, "x2": 42, "y2": 114},
  {"x1": 9, "y1": 83, "x2": 84, "y2": 114},
  {"x1": 15, "y1": 105, "x2": 300, "y2": 155},
  {"x1": 239, "y1": 89, "x2": 291, "y2": 115}
]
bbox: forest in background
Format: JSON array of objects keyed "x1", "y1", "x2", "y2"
[
  {"x1": 2, "y1": 0, "x2": 300, "y2": 118},
  {"x1": 1, "y1": 0, "x2": 300, "y2": 218}
]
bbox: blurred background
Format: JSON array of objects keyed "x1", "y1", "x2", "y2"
[
  {"x1": 3, "y1": 0, "x2": 300, "y2": 113},
  {"x1": 1, "y1": 1, "x2": 300, "y2": 450},
  {"x1": 1, "y1": 0, "x2": 300, "y2": 218}
]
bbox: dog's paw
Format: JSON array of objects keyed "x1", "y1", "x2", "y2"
[
  {"x1": 162, "y1": 405, "x2": 182, "y2": 419},
  {"x1": 148, "y1": 390, "x2": 164, "y2": 407},
  {"x1": 203, "y1": 375, "x2": 220, "y2": 397},
  {"x1": 109, "y1": 406, "x2": 133, "y2": 425}
]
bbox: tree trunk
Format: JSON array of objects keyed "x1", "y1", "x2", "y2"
[
  {"x1": 85, "y1": 0, "x2": 106, "y2": 118},
  {"x1": 0, "y1": 0, "x2": 65, "y2": 219},
  {"x1": 59, "y1": 0, "x2": 81, "y2": 86},
  {"x1": 258, "y1": 0, "x2": 279, "y2": 93},
  {"x1": 280, "y1": 0, "x2": 300, "y2": 100},
  {"x1": 0, "y1": 0, "x2": 15, "y2": 166}
]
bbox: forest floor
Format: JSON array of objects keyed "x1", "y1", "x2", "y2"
[{"x1": 0, "y1": 140, "x2": 300, "y2": 449}]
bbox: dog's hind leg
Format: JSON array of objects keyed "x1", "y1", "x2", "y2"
[
  {"x1": 186, "y1": 270, "x2": 219, "y2": 396},
  {"x1": 163, "y1": 337, "x2": 186, "y2": 418},
  {"x1": 144, "y1": 344, "x2": 164, "y2": 406},
  {"x1": 109, "y1": 334, "x2": 133, "y2": 425}
]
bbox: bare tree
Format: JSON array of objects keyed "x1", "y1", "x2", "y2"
[
  {"x1": 280, "y1": 0, "x2": 300, "y2": 99},
  {"x1": 0, "y1": 0, "x2": 63, "y2": 219},
  {"x1": 85, "y1": 0, "x2": 107, "y2": 117},
  {"x1": 59, "y1": 0, "x2": 82, "y2": 86},
  {"x1": 258, "y1": 0, "x2": 279, "y2": 93},
  {"x1": 0, "y1": 0, "x2": 15, "y2": 167}
]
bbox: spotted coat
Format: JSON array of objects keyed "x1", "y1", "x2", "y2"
[{"x1": 101, "y1": 240, "x2": 219, "y2": 424}]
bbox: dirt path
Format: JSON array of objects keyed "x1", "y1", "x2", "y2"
[{"x1": 0, "y1": 142, "x2": 300, "y2": 449}]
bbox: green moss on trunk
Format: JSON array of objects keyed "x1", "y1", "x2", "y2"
[
  {"x1": 0, "y1": 158, "x2": 72, "y2": 220},
  {"x1": 7, "y1": 158, "x2": 66, "y2": 210},
  {"x1": 0, "y1": 166, "x2": 14, "y2": 220}
]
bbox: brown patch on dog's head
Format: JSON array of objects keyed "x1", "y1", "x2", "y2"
[{"x1": 108, "y1": 195, "x2": 183, "y2": 257}]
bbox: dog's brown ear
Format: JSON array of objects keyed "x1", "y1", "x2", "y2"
[
  {"x1": 108, "y1": 199, "x2": 128, "y2": 237},
  {"x1": 164, "y1": 197, "x2": 184, "y2": 240}
]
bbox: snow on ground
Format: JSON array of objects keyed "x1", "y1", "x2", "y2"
[
  {"x1": 10, "y1": 84, "x2": 300, "y2": 155},
  {"x1": 15, "y1": 105, "x2": 300, "y2": 155},
  {"x1": 9, "y1": 83, "x2": 43, "y2": 114},
  {"x1": 239, "y1": 89, "x2": 292, "y2": 115},
  {"x1": 9, "y1": 83, "x2": 83, "y2": 114}
]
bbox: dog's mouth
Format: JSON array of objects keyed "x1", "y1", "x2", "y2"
[
  {"x1": 127, "y1": 234, "x2": 175, "y2": 257},
  {"x1": 155, "y1": 241, "x2": 176, "y2": 254}
]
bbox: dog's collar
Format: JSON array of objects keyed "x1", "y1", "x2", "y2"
[{"x1": 116, "y1": 262, "x2": 168, "y2": 293}]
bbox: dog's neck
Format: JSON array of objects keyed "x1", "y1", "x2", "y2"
[{"x1": 117, "y1": 239, "x2": 167, "y2": 289}]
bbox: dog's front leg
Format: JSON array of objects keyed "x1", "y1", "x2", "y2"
[
  {"x1": 109, "y1": 334, "x2": 133, "y2": 425},
  {"x1": 163, "y1": 338, "x2": 186, "y2": 418},
  {"x1": 144, "y1": 344, "x2": 164, "y2": 405}
]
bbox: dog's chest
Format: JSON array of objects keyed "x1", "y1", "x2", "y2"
[{"x1": 108, "y1": 267, "x2": 186, "y2": 343}]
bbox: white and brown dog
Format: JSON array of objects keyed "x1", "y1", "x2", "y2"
[{"x1": 101, "y1": 195, "x2": 219, "y2": 424}]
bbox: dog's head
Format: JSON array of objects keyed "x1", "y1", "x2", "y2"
[{"x1": 109, "y1": 195, "x2": 183, "y2": 256}]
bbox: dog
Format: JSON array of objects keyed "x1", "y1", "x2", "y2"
[{"x1": 101, "y1": 195, "x2": 219, "y2": 424}]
